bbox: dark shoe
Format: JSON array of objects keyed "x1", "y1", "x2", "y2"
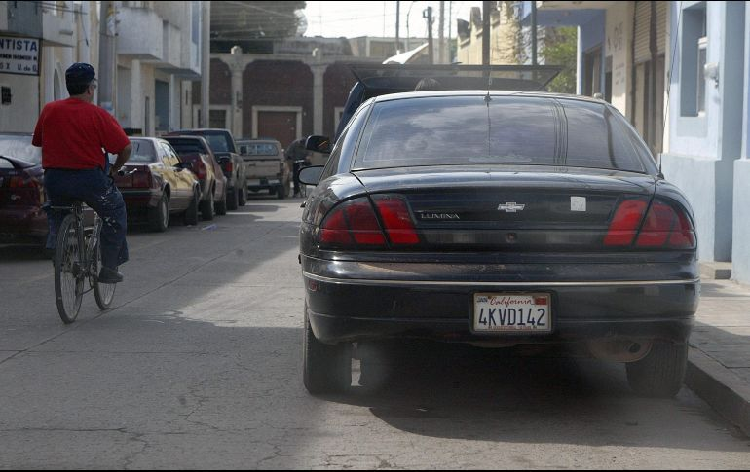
[{"x1": 98, "y1": 266, "x2": 124, "y2": 284}]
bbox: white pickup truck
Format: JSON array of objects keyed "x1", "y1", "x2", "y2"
[{"x1": 237, "y1": 138, "x2": 291, "y2": 199}]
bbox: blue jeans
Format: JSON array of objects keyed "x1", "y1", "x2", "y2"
[{"x1": 43, "y1": 167, "x2": 129, "y2": 270}]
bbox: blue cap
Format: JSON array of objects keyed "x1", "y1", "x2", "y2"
[{"x1": 65, "y1": 62, "x2": 95, "y2": 85}]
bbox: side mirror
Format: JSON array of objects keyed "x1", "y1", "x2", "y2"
[
  {"x1": 298, "y1": 165, "x2": 325, "y2": 186},
  {"x1": 305, "y1": 135, "x2": 332, "y2": 155}
]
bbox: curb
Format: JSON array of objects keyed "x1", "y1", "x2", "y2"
[{"x1": 685, "y1": 347, "x2": 750, "y2": 436}]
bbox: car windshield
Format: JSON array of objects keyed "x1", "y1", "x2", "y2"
[
  {"x1": 129, "y1": 140, "x2": 157, "y2": 163},
  {"x1": 0, "y1": 135, "x2": 41, "y2": 165},
  {"x1": 355, "y1": 95, "x2": 653, "y2": 174},
  {"x1": 240, "y1": 142, "x2": 278, "y2": 156}
]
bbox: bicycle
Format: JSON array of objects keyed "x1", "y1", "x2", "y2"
[{"x1": 52, "y1": 201, "x2": 117, "y2": 324}]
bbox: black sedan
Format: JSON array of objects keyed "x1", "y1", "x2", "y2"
[{"x1": 298, "y1": 91, "x2": 698, "y2": 398}]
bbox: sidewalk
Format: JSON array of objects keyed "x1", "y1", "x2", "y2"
[{"x1": 685, "y1": 272, "x2": 750, "y2": 436}]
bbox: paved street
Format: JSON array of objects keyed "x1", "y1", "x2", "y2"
[{"x1": 0, "y1": 199, "x2": 749, "y2": 469}]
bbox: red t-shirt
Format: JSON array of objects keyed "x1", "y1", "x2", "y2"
[{"x1": 32, "y1": 97, "x2": 130, "y2": 170}]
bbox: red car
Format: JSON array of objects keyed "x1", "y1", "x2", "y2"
[{"x1": 0, "y1": 133, "x2": 48, "y2": 246}]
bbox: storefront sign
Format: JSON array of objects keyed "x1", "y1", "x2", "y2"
[{"x1": 0, "y1": 37, "x2": 40, "y2": 76}]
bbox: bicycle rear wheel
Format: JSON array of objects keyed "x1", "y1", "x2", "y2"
[
  {"x1": 93, "y1": 240, "x2": 116, "y2": 310},
  {"x1": 54, "y1": 215, "x2": 84, "y2": 324}
]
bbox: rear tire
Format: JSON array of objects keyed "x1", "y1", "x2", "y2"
[
  {"x1": 227, "y1": 186, "x2": 239, "y2": 211},
  {"x1": 214, "y1": 191, "x2": 227, "y2": 215},
  {"x1": 626, "y1": 342, "x2": 687, "y2": 398},
  {"x1": 238, "y1": 182, "x2": 247, "y2": 206},
  {"x1": 148, "y1": 193, "x2": 169, "y2": 233},
  {"x1": 54, "y1": 215, "x2": 84, "y2": 324},
  {"x1": 303, "y1": 304, "x2": 352, "y2": 394},
  {"x1": 93, "y1": 240, "x2": 116, "y2": 310},
  {"x1": 184, "y1": 189, "x2": 200, "y2": 226},
  {"x1": 200, "y1": 189, "x2": 215, "y2": 220}
]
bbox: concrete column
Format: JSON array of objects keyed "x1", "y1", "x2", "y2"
[
  {"x1": 231, "y1": 67, "x2": 244, "y2": 137},
  {"x1": 169, "y1": 75, "x2": 179, "y2": 131},
  {"x1": 130, "y1": 59, "x2": 142, "y2": 132},
  {"x1": 311, "y1": 64, "x2": 326, "y2": 135}
]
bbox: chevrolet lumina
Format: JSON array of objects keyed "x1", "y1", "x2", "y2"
[{"x1": 298, "y1": 91, "x2": 698, "y2": 398}]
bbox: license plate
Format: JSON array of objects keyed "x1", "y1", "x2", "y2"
[{"x1": 473, "y1": 293, "x2": 551, "y2": 333}]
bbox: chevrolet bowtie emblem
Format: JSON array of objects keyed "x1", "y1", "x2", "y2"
[{"x1": 498, "y1": 202, "x2": 525, "y2": 212}]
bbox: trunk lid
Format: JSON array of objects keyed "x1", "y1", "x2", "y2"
[{"x1": 352, "y1": 165, "x2": 657, "y2": 251}]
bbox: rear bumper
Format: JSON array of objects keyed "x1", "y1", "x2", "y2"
[
  {"x1": 302, "y1": 257, "x2": 699, "y2": 346},
  {"x1": 0, "y1": 207, "x2": 47, "y2": 238},
  {"x1": 120, "y1": 189, "x2": 160, "y2": 209},
  {"x1": 246, "y1": 177, "x2": 282, "y2": 191}
]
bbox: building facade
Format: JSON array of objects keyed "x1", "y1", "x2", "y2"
[
  {"x1": 515, "y1": 1, "x2": 749, "y2": 283},
  {"x1": 0, "y1": 1, "x2": 203, "y2": 135}
]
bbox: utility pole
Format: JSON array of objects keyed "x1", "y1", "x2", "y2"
[
  {"x1": 531, "y1": 0, "x2": 538, "y2": 65},
  {"x1": 438, "y1": 1, "x2": 445, "y2": 64},
  {"x1": 406, "y1": 1, "x2": 415, "y2": 52},
  {"x1": 201, "y1": 1, "x2": 210, "y2": 127},
  {"x1": 98, "y1": 0, "x2": 116, "y2": 114},
  {"x1": 448, "y1": 1, "x2": 452, "y2": 63},
  {"x1": 395, "y1": 1, "x2": 400, "y2": 54},
  {"x1": 482, "y1": 1, "x2": 491, "y2": 65},
  {"x1": 424, "y1": 7, "x2": 433, "y2": 64}
]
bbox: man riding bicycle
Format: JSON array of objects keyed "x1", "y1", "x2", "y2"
[{"x1": 32, "y1": 63, "x2": 132, "y2": 284}]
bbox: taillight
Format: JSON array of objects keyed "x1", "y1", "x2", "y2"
[
  {"x1": 636, "y1": 201, "x2": 695, "y2": 248},
  {"x1": 223, "y1": 161, "x2": 233, "y2": 173},
  {"x1": 372, "y1": 196, "x2": 420, "y2": 244},
  {"x1": 604, "y1": 199, "x2": 647, "y2": 246},
  {"x1": 319, "y1": 195, "x2": 420, "y2": 249},
  {"x1": 9, "y1": 174, "x2": 38, "y2": 188},
  {"x1": 320, "y1": 198, "x2": 386, "y2": 247},
  {"x1": 196, "y1": 161, "x2": 207, "y2": 180},
  {"x1": 604, "y1": 198, "x2": 695, "y2": 249},
  {"x1": 132, "y1": 169, "x2": 153, "y2": 188}
]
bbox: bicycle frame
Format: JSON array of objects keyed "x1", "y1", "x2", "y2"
[{"x1": 53, "y1": 202, "x2": 103, "y2": 284}]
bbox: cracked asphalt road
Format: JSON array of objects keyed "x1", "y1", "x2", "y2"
[{"x1": 1, "y1": 199, "x2": 749, "y2": 469}]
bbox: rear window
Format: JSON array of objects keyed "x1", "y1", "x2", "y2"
[
  {"x1": 129, "y1": 140, "x2": 157, "y2": 163},
  {"x1": 239, "y1": 142, "x2": 279, "y2": 156},
  {"x1": 355, "y1": 95, "x2": 652, "y2": 173},
  {"x1": 202, "y1": 134, "x2": 230, "y2": 153},
  {"x1": 0, "y1": 135, "x2": 41, "y2": 165},
  {"x1": 167, "y1": 139, "x2": 205, "y2": 155}
]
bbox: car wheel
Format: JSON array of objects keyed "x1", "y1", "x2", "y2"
[
  {"x1": 184, "y1": 189, "x2": 200, "y2": 226},
  {"x1": 238, "y1": 182, "x2": 247, "y2": 206},
  {"x1": 214, "y1": 190, "x2": 227, "y2": 215},
  {"x1": 626, "y1": 342, "x2": 688, "y2": 398},
  {"x1": 200, "y1": 189, "x2": 215, "y2": 221},
  {"x1": 303, "y1": 304, "x2": 352, "y2": 394},
  {"x1": 227, "y1": 186, "x2": 239, "y2": 211},
  {"x1": 148, "y1": 193, "x2": 169, "y2": 233}
]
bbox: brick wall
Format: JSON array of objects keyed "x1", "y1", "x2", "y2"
[
  {"x1": 323, "y1": 62, "x2": 358, "y2": 138},
  {"x1": 243, "y1": 60, "x2": 314, "y2": 138}
]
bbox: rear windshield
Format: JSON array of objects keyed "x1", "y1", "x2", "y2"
[
  {"x1": 167, "y1": 139, "x2": 205, "y2": 155},
  {"x1": 239, "y1": 142, "x2": 278, "y2": 156},
  {"x1": 0, "y1": 135, "x2": 41, "y2": 165},
  {"x1": 129, "y1": 140, "x2": 157, "y2": 163},
  {"x1": 355, "y1": 95, "x2": 653, "y2": 173}
]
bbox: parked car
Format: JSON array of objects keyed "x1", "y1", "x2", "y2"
[
  {"x1": 0, "y1": 133, "x2": 47, "y2": 245},
  {"x1": 166, "y1": 129, "x2": 247, "y2": 210},
  {"x1": 113, "y1": 137, "x2": 201, "y2": 232},
  {"x1": 164, "y1": 135, "x2": 228, "y2": 219},
  {"x1": 237, "y1": 138, "x2": 291, "y2": 199},
  {"x1": 298, "y1": 91, "x2": 698, "y2": 399}
]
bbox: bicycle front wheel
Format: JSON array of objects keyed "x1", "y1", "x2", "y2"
[
  {"x1": 54, "y1": 215, "x2": 84, "y2": 324},
  {"x1": 93, "y1": 240, "x2": 116, "y2": 310}
]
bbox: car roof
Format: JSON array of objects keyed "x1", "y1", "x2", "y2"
[
  {"x1": 236, "y1": 138, "x2": 281, "y2": 144},
  {"x1": 370, "y1": 90, "x2": 609, "y2": 105}
]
